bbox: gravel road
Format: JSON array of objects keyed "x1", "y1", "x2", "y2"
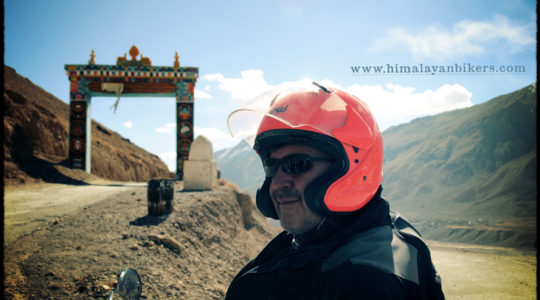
[
  {"x1": 3, "y1": 181, "x2": 147, "y2": 246},
  {"x1": 3, "y1": 180, "x2": 278, "y2": 299}
]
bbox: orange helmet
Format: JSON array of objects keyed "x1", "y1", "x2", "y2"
[{"x1": 228, "y1": 81, "x2": 383, "y2": 219}]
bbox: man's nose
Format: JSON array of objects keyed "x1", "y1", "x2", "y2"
[{"x1": 270, "y1": 167, "x2": 294, "y2": 190}]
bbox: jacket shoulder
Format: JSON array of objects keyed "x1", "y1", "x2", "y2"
[{"x1": 322, "y1": 223, "x2": 420, "y2": 285}]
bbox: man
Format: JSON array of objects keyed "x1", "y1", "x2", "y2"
[{"x1": 225, "y1": 81, "x2": 444, "y2": 299}]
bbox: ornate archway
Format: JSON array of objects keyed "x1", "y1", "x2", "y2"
[{"x1": 65, "y1": 46, "x2": 198, "y2": 179}]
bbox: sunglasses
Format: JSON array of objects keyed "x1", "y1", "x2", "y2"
[{"x1": 263, "y1": 153, "x2": 333, "y2": 178}]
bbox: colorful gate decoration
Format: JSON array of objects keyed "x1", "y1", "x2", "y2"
[{"x1": 65, "y1": 46, "x2": 198, "y2": 179}]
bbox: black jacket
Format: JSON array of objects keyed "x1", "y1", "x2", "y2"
[{"x1": 225, "y1": 193, "x2": 445, "y2": 299}]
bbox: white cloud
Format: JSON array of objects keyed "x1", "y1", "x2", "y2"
[
  {"x1": 201, "y1": 69, "x2": 272, "y2": 102},
  {"x1": 155, "y1": 127, "x2": 241, "y2": 171},
  {"x1": 318, "y1": 79, "x2": 345, "y2": 90},
  {"x1": 157, "y1": 151, "x2": 176, "y2": 172},
  {"x1": 155, "y1": 123, "x2": 176, "y2": 134},
  {"x1": 155, "y1": 128, "x2": 171, "y2": 134},
  {"x1": 199, "y1": 71, "x2": 473, "y2": 138},
  {"x1": 194, "y1": 126, "x2": 241, "y2": 151},
  {"x1": 122, "y1": 121, "x2": 133, "y2": 128},
  {"x1": 157, "y1": 151, "x2": 176, "y2": 158},
  {"x1": 195, "y1": 89, "x2": 212, "y2": 99},
  {"x1": 347, "y1": 83, "x2": 473, "y2": 131},
  {"x1": 371, "y1": 14, "x2": 535, "y2": 59}
]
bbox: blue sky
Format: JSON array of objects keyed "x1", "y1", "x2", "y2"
[{"x1": 4, "y1": 0, "x2": 537, "y2": 171}]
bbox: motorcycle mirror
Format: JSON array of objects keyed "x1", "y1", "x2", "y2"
[{"x1": 109, "y1": 268, "x2": 142, "y2": 300}]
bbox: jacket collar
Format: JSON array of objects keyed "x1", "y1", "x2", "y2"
[{"x1": 292, "y1": 186, "x2": 389, "y2": 250}]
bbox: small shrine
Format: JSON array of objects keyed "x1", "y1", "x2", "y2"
[{"x1": 65, "y1": 46, "x2": 199, "y2": 179}]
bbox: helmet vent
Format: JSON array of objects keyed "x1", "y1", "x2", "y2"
[
  {"x1": 354, "y1": 159, "x2": 359, "y2": 163},
  {"x1": 312, "y1": 81, "x2": 330, "y2": 93},
  {"x1": 363, "y1": 176, "x2": 367, "y2": 181},
  {"x1": 353, "y1": 146, "x2": 359, "y2": 153}
]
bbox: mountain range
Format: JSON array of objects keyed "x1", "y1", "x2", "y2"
[{"x1": 382, "y1": 83, "x2": 536, "y2": 222}]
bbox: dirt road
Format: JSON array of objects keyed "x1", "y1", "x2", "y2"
[
  {"x1": 3, "y1": 181, "x2": 146, "y2": 246},
  {"x1": 3, "y1": 182, "x2": 536, "y2": 299},
  {"x1": 3, "y1": 181, "x2": 278, "y2": 299},
  {"x1": 429, "y1": 241, "x2": 536, "y2": 299}
]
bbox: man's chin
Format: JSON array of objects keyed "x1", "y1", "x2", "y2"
[
  {"x1": 279, "y1": 218, "x2": 301, "y2": 234},
  {"x1": 279, "y1": 218, "x2": 311, "y2": 236},
  {"x1": 278, "y1": 210, "x2": 324, "y2": 236}
]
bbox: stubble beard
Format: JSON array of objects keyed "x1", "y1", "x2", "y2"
[{"x1": 272, "y1": 189, "x2": 323, "y2": 235}]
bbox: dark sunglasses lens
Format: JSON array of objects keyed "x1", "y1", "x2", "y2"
[
  {"x1": 283, "y1": 155, "x2": 312, "y2": 174},
  {"x1": 264, "y1": 154, "x2": 314, "y2": 177},
  {"x1": 264, "y1": 159, "x2": 279, "y2": 177}
]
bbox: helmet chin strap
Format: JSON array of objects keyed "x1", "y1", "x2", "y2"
[
  {"x1": 291, "y1": 216, "x2": 328, "y2": 250},
  {"x1": 316, "y1": 217, "x2": 327, "y2": 230}
]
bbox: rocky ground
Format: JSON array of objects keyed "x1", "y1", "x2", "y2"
[
  {"x1": 3, "y1": 179, "x2": 281, "y2": 299},
  {"x1": 3, "y1": 179, "x2": 536, "y2": 299}
]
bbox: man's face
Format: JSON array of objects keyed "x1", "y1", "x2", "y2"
[{"x1": 268, "y1": 144, "x2": 331, "y2": 235}]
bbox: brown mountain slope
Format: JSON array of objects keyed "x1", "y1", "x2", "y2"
[
  {"x1": 3, "y1": 65, "x2": 172, "y2": 184},
  {"x1": 380, "y1": 83, "x2": 536, "y2": 248},
  {"x1": 382, "y1": 83, "x2": 536, "y2": 223}
]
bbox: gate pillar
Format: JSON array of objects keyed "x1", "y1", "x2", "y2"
[
  {"x1": 176, "y1": 81, "x2": 195, "y2": 180},
  {"x1": 68, "y1": 78, "x2": 92, "y2": 172}
]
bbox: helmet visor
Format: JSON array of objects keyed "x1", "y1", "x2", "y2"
[{"x1": 227, "y1": 80, "x2": 348, "y2": 146}]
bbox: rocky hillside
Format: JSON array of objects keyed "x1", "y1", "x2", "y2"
[
  {"x1": 3, "y1": 65, "x2": 172, "y2": 184},
  {"x1": 382, "y1": 83, "x2": 536, "y2": 249},
  {"x1": 382, "y1": 83, "x2": 536, "y2": 224},
  {"x1": 3, "y1": 179, "x2": 281, "y2": 299},
  {"x1": 215, "y1": 140, "x2": 264, "y2": 196}
]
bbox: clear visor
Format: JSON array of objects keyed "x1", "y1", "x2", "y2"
[{"x1": 227, "y1": 80, "x2": 347, "y2": 146}]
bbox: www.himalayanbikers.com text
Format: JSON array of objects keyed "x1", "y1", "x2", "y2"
[{"x1": 351, "y1": 63, "x2": 526, "y2": 75}]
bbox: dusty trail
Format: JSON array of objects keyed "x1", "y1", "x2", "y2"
[
  {"x1": 3, "y1": 181, "x2": 536, "y2": 299},
  {"x1": 428, "y1": 241, "x2": 536, "y2": 299},
  {"x1": 3, "y1": 181, "x2": 278, "y2": 299},
  {"x1": 3, "y1": 181, "x2": 146, "y2": 246}
]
